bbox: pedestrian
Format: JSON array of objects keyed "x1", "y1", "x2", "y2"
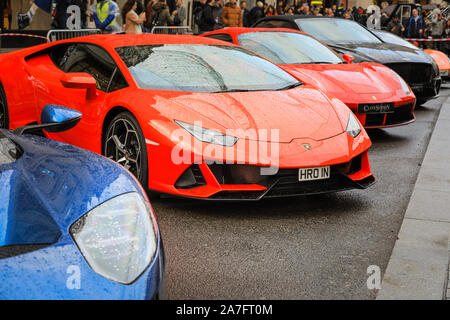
[
  {"x1": 276, "y1": 1, "x2": 284, "y2": 15},
  {"x1": 300, "y1": 4, "x2": 311, "y2": 16},
  {"x1": 444, "y1": 19, "x2": 450, "y2": 55},
  {"x1": 149, "y1": 0, "x2": 171, "y2": 31},
  {"x1": 294, "y1": 2, "x2": 302, "y2": 14},
  {"x1": 143, "y1": 0, "x2": 155, "y2": 31},
  {"x1": 89, "y1": 0, "x2": 121, "y2": 33},
  {"x1": 265, "y1": 4, "x2": 275, "y2": 16},
  {"x1": 387, "y1": 15, "x2": 405, "y2": 37},
  {"x1": 212, "y1": 0, "x2": 224, "y2": 30},
  {"x1": 170, "y1": 0, "x2": 186, "y2": 26},
  {"x1": 249, "y1": 1, "x2": 264, "y2": 25},
  {"x1": 122, "y1": 0, "x2": 146, "y2": 34},
  {"x1": 430, "y1": 13, "x2": 445, "y2": 50},
  {"x1": 312, "y1": 7, "x2": 321, "y2": 16},
  {"x1": 407, "y1": 9, "x2": 425, "y2": 40},
  {"x1": 221, "y1": 0, "x2": 242, "y2": 28},
  {"x1": 198, "y1": 0, "x2": 216, "y2": 33},
  {"x1": 241, "y1": 0, "x2": 250, "y2": 27}
]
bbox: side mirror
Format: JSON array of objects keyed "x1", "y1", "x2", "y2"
[
  {"x1": 14, "y1": 105, "x2": 82, "y2": 135},
  {"x1": 61, "y1": 73, "x2": 97, "y2": 99},
  {"x1": 342, "y1": 53, "x2": 354, "y2": 64}
]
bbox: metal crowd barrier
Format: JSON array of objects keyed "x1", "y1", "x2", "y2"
[
  {"x1": 46, "y1": 29, "x2": 102, "y2": 42},
  {"x1": 150, "y1": 26, "x2": 193, "y2": 35}
]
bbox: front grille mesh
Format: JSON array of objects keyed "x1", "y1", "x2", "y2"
[
  {"x1": 385, "y1": 63, "x2": 433, "y2": 84},
  {"x1": 364, "y1": 104, "x2": 414, "y2": 127}
]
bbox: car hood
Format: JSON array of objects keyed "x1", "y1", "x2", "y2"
[
  {"x1": 424, "y1": 49, "x2": 450, "y2": 71},
  {"x1": 159, "y1": 86, "x2": 344, "y2": 143},
  {"x1": 0, "y1": 130, "x2": 141, "y2": 247},
  {"x1": 330, "y1": 42, "x2": 434, "y2": 64},
  {"x1": 281, "y1": 62, "x2": 399, "y2": 96}
]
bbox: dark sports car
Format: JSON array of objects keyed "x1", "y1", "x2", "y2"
[{"x1": 253, "y1": 16, "x2": 441, "y2": 104}]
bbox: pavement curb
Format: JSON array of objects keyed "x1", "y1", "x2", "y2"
[{"x1": 377, "y1": 97, "x2": 450, "y2": 300}]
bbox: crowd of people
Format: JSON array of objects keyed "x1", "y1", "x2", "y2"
[{"x1": 1, "y1": 0, "x2": 449, "y2": 49}]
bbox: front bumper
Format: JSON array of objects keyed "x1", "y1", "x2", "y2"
[
  {"x1": 147, "y1": 131, "x2": 374, "y2": 200},
  {"x1": 0, "y1": 235, "x2": 164, "y2": 300},
  {"x1": 410, "y1": 77, "x2": 441, "y2": 100},
  {"x1": 205, "y1": 155, "x2": 375, "y2": 200},
  {"x1": 351, "y1": 102, "x2": 416, "y2": 129}
]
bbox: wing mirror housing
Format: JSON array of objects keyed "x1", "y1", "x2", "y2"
[
  {"x1": 61, "y1": 73, "x2": 97, "y2": 99},
  {"x1": 14, "y1": 105, "x2": 82, "y2": 135},
  {"x1": 342, "y1": 53, "x2": 354, "y2": 64}
]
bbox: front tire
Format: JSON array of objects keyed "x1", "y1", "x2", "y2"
[
  {"x1": 103, "y1": 112, "x2": 149, "y2": 188},
  {"x1": 0, "y1": 83, "x2": 9, "y2": 129}
]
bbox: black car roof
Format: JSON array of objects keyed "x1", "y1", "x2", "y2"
[{"x1": 256, "y1": 15, "x2": 347, "y2": 22}]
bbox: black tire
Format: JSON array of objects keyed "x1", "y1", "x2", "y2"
[
  {"x1": 0, "y1": 83, "x2": 9, "y2": 129},
  {"x1": 103, "y1": 112, "x2": 149, "y2": 189},
  {"x1": 416, "y1": 99, "x2": 427, "y2": 107}
]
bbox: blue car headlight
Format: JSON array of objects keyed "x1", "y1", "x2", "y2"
[{"x1": 70, "y1": 193, "x2": 157, "y2": 284}]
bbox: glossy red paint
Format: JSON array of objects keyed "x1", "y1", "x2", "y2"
[
  {"x1": 202, "y1": 28, "x2": 417, "y2": 129},
  {"x1": 0, "y1": 34, "x2": 373, "y2": 199}
]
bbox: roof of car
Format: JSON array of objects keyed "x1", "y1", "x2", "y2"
[
  {"x1": 204, "y1": 27, "x2": 309, "y2": 38},
  {"x1": 256, "y1": 15, "x2": 346, "y2": 22},
  {"x1": 54, "y1": 33, "x2": 234, "y2": 48}
]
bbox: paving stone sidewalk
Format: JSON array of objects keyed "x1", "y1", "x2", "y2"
[{"x1": 377, "y1": 97, "x2": 450, "y2": 300}]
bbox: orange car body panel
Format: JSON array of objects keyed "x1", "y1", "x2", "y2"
[{"x1": 424, "y1": 49, "x2": 450, "y2": 76}]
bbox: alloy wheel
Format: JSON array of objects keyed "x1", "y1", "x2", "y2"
[
  {"x1": 105, "y1": 118, "x2": 142, "y2": 178},
  {"x1": 0, "y1": 92, "x2": 5, "y2": 129}
]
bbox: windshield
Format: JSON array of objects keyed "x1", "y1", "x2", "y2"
[
  {"x1": 116, "y1": 44, "x2": 300, "y2": 93},
  {"x1": 295, "y1": 18, "x2": 383, "y2": 44},
  {"x1": 371, "y1": 30, "x2": 418, "y2": 49},
  {"x1": 237, "y1": 31, "x2": 342, "y2": 65},
  {"x1": 0, "y1": 131, "x2": 21, "y2": 165}
]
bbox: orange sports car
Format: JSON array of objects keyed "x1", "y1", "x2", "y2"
[
  {"x1": 202, "y1": 28, "x2": 417, "y2": 129},
  {"x1": 0, "y1": 34, "x2": 374, "y2": 200},
  {"x1": 424, "y1": 49, "x2": 450, "y2": 80}
]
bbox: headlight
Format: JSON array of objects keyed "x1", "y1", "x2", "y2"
[
  {"x1": 175, "y1": 120, "x2": 238, "y2": 147},
  {"x1": 346, "y1": 112, "x2": 361, "y2": 138},
  {"x1": 70, "y1": 192, "x2": 157, "y2": 284},
  {"x1": 393, "y1": 72, "x2": 411, "y2": 95}
]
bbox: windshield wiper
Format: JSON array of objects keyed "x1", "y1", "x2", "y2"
[
  {"x1": 276, "y1": 82, "x2": 303, "y2": 91},
  {"x1": 210, "y1": 89, "x2": 253, "y2": 93},
  {"x1": 308, "y1": 62, "x2": 334, "y2": 64}
]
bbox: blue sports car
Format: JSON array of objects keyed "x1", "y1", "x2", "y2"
[{"x1": 0, "y1": 105, "x2": 164, "y2": 300}]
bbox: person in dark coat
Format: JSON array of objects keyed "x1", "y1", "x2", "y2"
[
  {"x1": 199, "y1": 0, "x2": 216, "y2": 33},
  {"x1": 248, "y1": 1, "x2": 264, "y2": 26},
  {"x1": 407, "y1": 9, "x2": 425, "y2": 39},
  {"x1": 240, "y1": 0, "x2": 250, "y2": 27},
  {"x1": 387, "y1": 15, "x2": 405, "y2": 37}
]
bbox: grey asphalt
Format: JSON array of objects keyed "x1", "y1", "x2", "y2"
[
  {"x1": 152, "y1": 87, "x2": 450, "y2": 300},
  {"x1": 377, "y1": 95, "x2": 450, "y2": 300}
]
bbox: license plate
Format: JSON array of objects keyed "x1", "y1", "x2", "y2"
[
  {"x1": 440, "y1": 70, "x2": 448, "y2": 77},
  {"x1": 298, "y1": 166, "x2": 330, "y2": 181},
  {"x1": 358, "y1": 103, "x2": 394, "y2": 114}
]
